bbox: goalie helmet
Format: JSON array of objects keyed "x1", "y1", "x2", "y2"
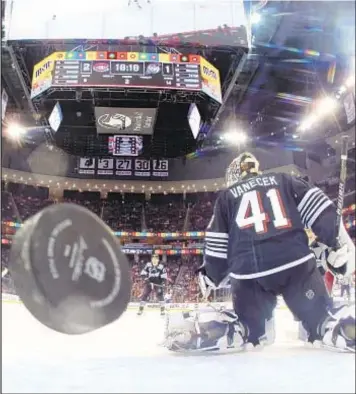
[
  {"x1": 151, "y1": 253, "x2": 160, "y2": 266},
  {"x1": 225, "y1": 152, "x2": 260, "y2": 187}
]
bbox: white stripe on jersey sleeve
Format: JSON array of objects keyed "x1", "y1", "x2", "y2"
[
  {"x1": 205, "y1": 249, "x2": 228, "y2": 259},
  {"x1": 205, "y1": 241, "x2": 228, "y2": 250},
  {"x1": 205, "y1": 231, "x2": 228, "y2": 259},
  {"x1": 303, "y1": 193, "x2": 329, "y2": 224},
  {"x1": 206, "y1": 240, "x2": 228, "y2": 250},
  {"x1": 297, "y1": 187, "x2": 332, "y2": 227},
  {"x1": 308, "y1": 200, "x2": 333, "y2": 227},
  {"x1": 206, "y1": 245, "x2": 228, "y2": 253},
  {"x1": 205, "y1": 236, "x2": 228, "y2": 242},
  {"x1": 205, "y1": 231, "x2": 229, "y2": 239},
  {"x1": 299, "y1": 188, "x2": 324, "y2": 219},
  {"x1": 298, "y1": 188, "x2": 320, "y2": 214}
]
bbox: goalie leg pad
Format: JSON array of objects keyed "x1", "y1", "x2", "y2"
[
  {"x1": 319, "y1": 305, "x2": 355, "y2": 352},
  {"x1": 163, "y1": 307, "x2": 247, "y2": 353}
]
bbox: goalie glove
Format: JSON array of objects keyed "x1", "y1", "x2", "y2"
[
  {"x1": 327, "y1": 245, "x2": 349, "y2": 274},
  {"x1": 196, "y1": 265, "x2": 230, "y2": 300},
  {"x1": 327, "y1": 222, "x2": 355, "y2": 276}
]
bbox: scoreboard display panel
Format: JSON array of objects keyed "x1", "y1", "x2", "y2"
[
  {"x1": 53, "y1": 57, "x2": 200, "y2": 91},
  {"x1": 31, "y1": 51, "x2": 222, "y2": 103},
  {"x1": 78, "y1": 157, "x2": 169, "y2": 178}
]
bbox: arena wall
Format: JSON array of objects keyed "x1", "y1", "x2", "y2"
[
  {"x1": 2, "y1": 142, "x2": 309, "y2": 182},
  {"x1": 1, "y1": 292, "x2": 288, "y2": 311}
]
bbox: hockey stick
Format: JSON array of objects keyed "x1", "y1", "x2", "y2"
[
  {"x1": 327, "y1": 135, "x2": 349, "y2": 290},
  {"x1": 335, "y1": 135, "x2": 349, "y2": 243}
]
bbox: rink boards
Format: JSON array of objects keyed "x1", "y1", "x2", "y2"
[{"x1": 1, "y1": 292, "x2": 289, "y2": 311}]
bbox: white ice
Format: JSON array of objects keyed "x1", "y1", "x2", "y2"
[{"x1": 2, "y1": 302, "x2": 355, "y2": 393}]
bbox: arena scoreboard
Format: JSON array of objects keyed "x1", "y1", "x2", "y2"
[
  {"x1": 31, "y1": 51, "x2": 222, "y2": 103},
  {"x1": 78, "y1": 157, "x2": 169, "y2": 178}
]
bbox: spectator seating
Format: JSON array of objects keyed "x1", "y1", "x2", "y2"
[{"x1": 1, "y1": 178, "x2": 355, "y2": 303}]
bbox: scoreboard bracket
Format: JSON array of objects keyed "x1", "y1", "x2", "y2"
[{"x1": 33, "y1": 86, "x2": 208, "y2": 105}]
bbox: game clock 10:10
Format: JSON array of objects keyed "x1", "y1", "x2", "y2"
[{"x1": 110, "y1": 61, "x2": 174, "y2": 77}]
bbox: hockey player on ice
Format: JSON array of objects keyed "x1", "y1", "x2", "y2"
[
  {"x1": 339, "y1": 275, "x2": 352, "y2": 302},
  {"x1": 164, "y1": 152, "x2": 355, "y2": 353},
  {"x1": 138, "y1": 253, "x2": 167, "y2": 316}
]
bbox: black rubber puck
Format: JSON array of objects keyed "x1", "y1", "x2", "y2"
[{"x1": 9, "y1": 203, "x2": 132, "y2": 334}]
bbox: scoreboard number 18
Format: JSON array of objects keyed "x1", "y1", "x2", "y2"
[{"x1": 153, "y1": 160, "x2": 168, "y2": 171}]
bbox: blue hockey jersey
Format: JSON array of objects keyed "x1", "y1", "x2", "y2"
[
  {"x1": 204, "y1": 172, "x2": 338, "y2": 285},
  {"x1": 141, "y1": 262, "x2": 167, "y2": 285}
]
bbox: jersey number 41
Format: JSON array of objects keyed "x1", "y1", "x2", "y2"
[{"x1": 236, "y1": 188, "x2": 292, "y2": 234}]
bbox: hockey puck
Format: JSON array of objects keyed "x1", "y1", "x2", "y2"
[{"x1": 9, "y1": 203, "x2": 132, "y2": 335}]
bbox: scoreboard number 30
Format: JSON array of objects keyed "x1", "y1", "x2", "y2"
[{"x1": 135, "y1": 159, "x2": 150, "y2": 171}]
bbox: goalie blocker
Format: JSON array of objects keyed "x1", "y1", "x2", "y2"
[{"x1": 9, "y1": 203, "x2": 132, "y2": 335}]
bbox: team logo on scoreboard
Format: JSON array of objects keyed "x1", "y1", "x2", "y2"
[
  {"x1": 145, "y1": 63, "x2": 161, "y2": 75},
  {"x1": 93, "y1": 62, "x2": 110, "y2": 73},
  {"x1": 97, "y1": 113, "x2": 133, "y2": 130}
]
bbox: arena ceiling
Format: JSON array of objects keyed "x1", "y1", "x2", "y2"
[
  {"x1": 205, "y1": 1, "x2": 355, "y2": 154},
  {"x1": 2, "y1": 1, "x2": 355, "y2": 161},
  {"x1": 2, "y1": 38, "x2": 244, "y2": 158}
]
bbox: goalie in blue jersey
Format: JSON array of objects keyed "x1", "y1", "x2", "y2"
[{"x1": 164, "y1": 152, "x2": 355, "y2": 353}]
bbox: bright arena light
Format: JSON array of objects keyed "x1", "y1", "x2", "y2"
[
  {"x1": 251, "y1": 13, "x2": 261, "y2": 25},
  {"x1": 298, "y1": 96, "x2": 338, "y2": 132},
  {"x1": 315, "y1": 96, "x2": 338, "y2": 116},
  {"x1": 5, "y1": 124, "x2": 26, "y2": 140},
  {"x1": 222, "y1": 131, "x2": 248, "y2": 145},
  {"x1": 345, "y1": 75, "x2": 355, "y2": 88},
  {"x1": 298, "y1": 115, "x2": 318, "y2": 132}
]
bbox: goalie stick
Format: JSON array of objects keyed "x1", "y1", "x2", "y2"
[
  {"x1": 335, "y1": 135, "x2": 349, "y2": 246},
  {"x1": 326, "y1": 134, "x2": 349, "y2": 291}
]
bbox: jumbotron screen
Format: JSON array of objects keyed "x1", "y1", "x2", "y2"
[{"x1": 31, "y1": 51, "x2": 222, "y2": 103}]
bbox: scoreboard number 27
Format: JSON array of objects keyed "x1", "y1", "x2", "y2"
[{"x1": 116, "y1": 159, "x2": 132, "y2": 170}]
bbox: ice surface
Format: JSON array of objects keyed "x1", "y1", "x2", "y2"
[{"x1": 2, "y1": 303, "x2": 355, "y2": 393}]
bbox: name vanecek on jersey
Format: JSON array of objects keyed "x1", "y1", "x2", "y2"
[{"x1": 229, "y1": 176, "x2": 279, "y2": 198}]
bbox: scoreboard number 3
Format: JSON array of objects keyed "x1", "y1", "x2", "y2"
[{"x1": 98, "y1": 158, "x2": 114, "y2": 169}]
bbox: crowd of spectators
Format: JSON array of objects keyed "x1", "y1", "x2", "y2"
[
  {"x1": 144, "y1": 194, "x2": 187, "y2": 232},
  {"x1": 188, "y1": 192, "x2": 217, "y2": 231},
  {"x1": 1, "y1": 177, "x2": 355, "y2": 302}
]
